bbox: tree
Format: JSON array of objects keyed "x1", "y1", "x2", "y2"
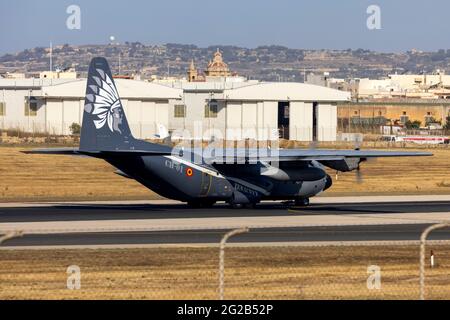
[
  {"x1": 425, "y1": 117, "x2": 439, "y2": 127},
  {"x1": 444, "y1": 116, "x2": 450, "y2": 130},
  {"x1": 69, "y1": 123, "x2": 81, "y2": 135},
  {"x1": 405, "y1": 120, "x2": 421, "y2": 129}
]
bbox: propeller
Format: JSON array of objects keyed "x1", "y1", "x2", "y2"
[
  {"x1": 353, "y1": 136, "x2": 367, "y2": 184},
  {"x1": 354, "y1": 157, "x2": 378, "y2": 184},
  {"x1": 308, "y1": 140, "x2": 319, "y2": 150},
  {"x1": 355, "y1": 165, "x2": 364, "y2": 184}
]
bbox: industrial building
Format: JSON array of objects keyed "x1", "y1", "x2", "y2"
[
  {"x1": 338, "y1": 99, "x2": 450, "y2": 129},
  {"x1": 0, "y1": 51, "x2": 350, "y2": 141},
  {"x1": 353, "y1": 72, "x2": 450, "y2": 100}
]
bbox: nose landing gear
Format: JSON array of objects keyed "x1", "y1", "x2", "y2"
[{"x1": 187, "y1": 200, "x2": 216, "y2": 208}]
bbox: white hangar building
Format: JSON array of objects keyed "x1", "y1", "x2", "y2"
[
  {"x1": 0, "y1": 78, "x2": 350, "y2": 141},
  {"x1": 0, "y1": 78, "x2": 182, "y2": 137},
  {"x1": 173, "y1": 81, "x2": 350, "y2": 142}
]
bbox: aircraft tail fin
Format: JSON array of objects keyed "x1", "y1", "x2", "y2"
[{"x1": 80, "y1": 57, "x2": 134, "y2": 151}]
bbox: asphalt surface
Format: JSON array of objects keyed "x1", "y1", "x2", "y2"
[
  {"x1": 0, "y1": 201, "x2": 449, "y2": 247},
  {"x1": 2, "y1": 224, "x2": 450, "y2": 247},
  {"x1": 1, "y1": 201, "x2": 450, "y2": 222}
]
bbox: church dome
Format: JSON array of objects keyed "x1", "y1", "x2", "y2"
[{"x1": 205, "y1": 49, "x2": 231, "y2": 77}]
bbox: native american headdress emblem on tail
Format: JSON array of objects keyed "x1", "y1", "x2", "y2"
[{"x1": 84, "y1": 68, "x2": 124, "y2": 134}]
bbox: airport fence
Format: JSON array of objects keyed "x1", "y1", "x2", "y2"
[{"x1": 0, "y1": 225, "x2": 449, "y2": 300}]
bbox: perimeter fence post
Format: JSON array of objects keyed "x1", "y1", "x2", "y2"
[
  {"x1": 0, "y1": 231, "x2": 23, "y2": 245},
  {"x1": 419, "y1": 223, "x2": 450, "y2": 300},
  {"x1": 219, "y1": 227, "x2": 249, "y2": 300}
]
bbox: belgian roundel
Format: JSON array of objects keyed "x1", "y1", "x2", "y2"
[{"x1": 186, "y1": 168, "x2": 194, "y2": 177}]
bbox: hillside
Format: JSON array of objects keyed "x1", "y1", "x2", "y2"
[{"x1": 2, "y1": 43, "x2": 450, "y2": 81}]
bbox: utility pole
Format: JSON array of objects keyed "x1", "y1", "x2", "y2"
[
  {"x1": 118, "y1": 52, "x2": 121, "y2": 75},
  {"x1": 50, "y1": 42, "x2": 53, "y2": 72}
]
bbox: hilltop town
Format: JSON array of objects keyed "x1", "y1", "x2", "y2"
[{"x1": 2, "y1": 43, "x2": 450, "y2": 81}]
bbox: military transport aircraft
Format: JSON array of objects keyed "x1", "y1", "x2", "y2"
[{"x1": 25, "y1": 57, "x2": 432, "y2": 208}]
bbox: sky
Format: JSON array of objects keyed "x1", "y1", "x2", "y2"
[{"x1": 1, "y1": 0, "x2": 450, "y2": 55}]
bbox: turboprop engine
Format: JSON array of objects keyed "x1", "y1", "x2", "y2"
[
  {"x1": 260, "y1": 165, "x2": 327, "y2": 181},
  {"x1": 319, "y1": 158, "x2": 363, "y2": 172}
]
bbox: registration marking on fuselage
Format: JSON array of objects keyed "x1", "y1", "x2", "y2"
[{"x1": 164, "y1": 156, "x2": 226, "y2": 179}]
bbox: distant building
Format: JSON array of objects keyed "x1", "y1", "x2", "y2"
[
  {"x1": 187, "y1": 59, "x2": 203, "y2": 82},
  {"x1": 306, "y1": 72, "x2": 350, "y2": 92},
  {"x1": 39, "y1": 68, "x2": 77, "y2": 80},
  {"x1": 353, "y1": 71, "x2": 450, "y2": 100},
  {"x1": 337, "y1": 100, "x2": 450, "y2": 128},
  {"x1": 204, "y1": 49, "x2": 232, "y2": 77},
  {"x1": 187, "y1": 49, "x2": 242, "y2": 83},
  {"x1": 1, "y1": 72, "x2": 26, "y2": 79}
]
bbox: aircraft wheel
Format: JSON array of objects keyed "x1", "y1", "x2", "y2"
[
  {"x1": 187, "y1": 201, "x2": 201, "y2": 208},
  {"x1": 201, "y1": 201, "x2": 216, "y2": 208},
  {"x1": 245, "y1": 202, "x2": 258, "y2": 209},
  {"x1": 229, "y1": 203, "x2": 244, "y2": 209},
  {"x1": 294, "y1": 198, "x2": 310, "y2": 207}
]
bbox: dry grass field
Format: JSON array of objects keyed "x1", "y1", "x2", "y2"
[
  {"x1": 0, "y1": 245, "x2": 449, "y2": 300},
  {"x1": 0, "y1": 146, "x2": 158, "y2": 202},
  {"x1": 0, "y1": 144, "x2": 449, "y2": 202}
]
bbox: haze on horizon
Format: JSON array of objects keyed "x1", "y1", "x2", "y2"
[{"x1": 1, "y1": 0, "x2": 450, "y2": 55}]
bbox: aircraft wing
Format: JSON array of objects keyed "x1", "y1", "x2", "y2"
[
  {"x1": 279, "y1": 149, "x2": 432, "y2": 160},
  {"x1": 206, "y1": 148, "x2": 432, "y2": 172},
  {"x1": 206, "y1": 148, "x2": 432, "y2": 162}
]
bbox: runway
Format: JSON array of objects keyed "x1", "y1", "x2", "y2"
[
  {"x1": 2, "y1": 224, "x2": 450, "y2": 248},
  {"x1": 0, "y1": 196, "x2": 449, "y2": 248},
  {"x1": 1, "y1": 200, "x2": 450, "y2": 223}
]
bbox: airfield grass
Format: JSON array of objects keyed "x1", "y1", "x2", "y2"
[
  {"x1": 0, "y1": 144, "x2": 449, "y2": 202},
  {"x1": 0, "y1": 245, "x2": 449, "y2": 300}
]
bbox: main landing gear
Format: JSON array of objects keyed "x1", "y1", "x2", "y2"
[
  {"x1": 229, "y1": 202, "x2": 258, "y2": 209},
  {"x1": 294, "y1": 197, "x2": 310, "y2": 207}
]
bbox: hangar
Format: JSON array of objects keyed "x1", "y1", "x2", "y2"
[
  {"x1": 172, "y1": 81, "x2": 350, "y2": 141},
  {"x1": 0, "y1": 78, "x2": 182, "y2": 137},
  {"x1": 0, "y1": 78, "x2": 350, "y2": 141}
]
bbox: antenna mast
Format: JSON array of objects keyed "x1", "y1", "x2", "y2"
[{"x1": 50, "y1": 42, "x2": 53, "y2": 72}]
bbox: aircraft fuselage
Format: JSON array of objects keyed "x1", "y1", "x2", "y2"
[{"x1": 104, "y1": 153, "x2": 331, "y2": 206}]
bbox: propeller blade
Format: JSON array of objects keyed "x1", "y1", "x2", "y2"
[
  {"x1": 309, "y1": 141, "x2": 318, "y2": 150},
  {"x1": 355, "y1": 167, "x2": 364, "y2": 184}
]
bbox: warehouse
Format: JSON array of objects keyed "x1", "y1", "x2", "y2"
[
  {"x1": 172, "y1": 81, "x2": 350, "y2": 141},
  {"x1": 0, "y1": 78, "x2": 183, "y2": 137},
  {"x1": 0, "y1": 78, "x2": 350, "y2": 141}
]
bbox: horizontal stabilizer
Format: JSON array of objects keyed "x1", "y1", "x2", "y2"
[
  {"x1": 22, "y1": 148, "x2": 81, "y2": 155},
  {"x1": 22, "y1": 148, "x2": 171, "y2": 157}
]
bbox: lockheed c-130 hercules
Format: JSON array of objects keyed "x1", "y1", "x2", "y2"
[{"x1": 26, "y1": 57, "x2": 432, "y2": 208}]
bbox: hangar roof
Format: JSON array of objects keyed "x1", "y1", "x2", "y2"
[
  {"x1": 39, "y1": 79, "x2": 183, "y2": 100},
  {"x1": 0, "y1": 79, "x2": 183, "y2": 99},
  {"x1": 0, "y1": 78, "x2": 349, "y2": 102},
  {"x1": 221, "y1": 82, "x2": 350, "y2": 102},
  {"x1": 0, "y1": 78, "x2": 75, "y2": 89}
]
